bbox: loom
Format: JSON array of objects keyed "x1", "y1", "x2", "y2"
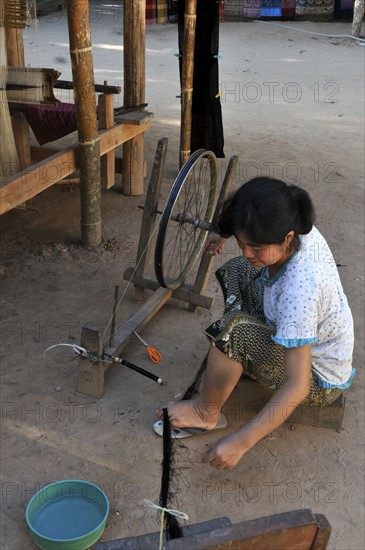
[{"x1": 0, "y1": 0, "x2": 151, "y2": 248}]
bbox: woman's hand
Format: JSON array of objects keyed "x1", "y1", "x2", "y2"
[
  {"x1": 202, "y1": 430, "x2": 252, "y2": 470},
  {"x1": 204, "y1": 232, "x2": 227, "y2": 256},
  {"x1": 202, "y1": 345, "x2": 312, "y2": 470}
]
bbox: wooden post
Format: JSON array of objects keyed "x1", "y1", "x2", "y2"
[
  {"x1": 5, "y1": 24, "x2": 32, "y2": 170},
  {"x1": 66, "y1": 0, "x2": 101, "y2": 246},
  {"x1": 179, "y1": 0, "x2": 197, "y2": 168},
  {"x1": 98, "y1": 81, "x2": 115, "y2": 189},
  {"x1": 351, "y1": 0, "x2": 365, "y2": 37},
  {"x1": 77, "y1": 323, "x2": 105, "y2": 398},
  {"x1": 188, "y1": 155, "x2": 238, "y2": 312},
  {"x1": 122, "y1": 0, "x2": 146, "y2": 195}
]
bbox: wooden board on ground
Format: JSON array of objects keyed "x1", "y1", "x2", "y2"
[
  {"x1": 94, "y1": 518, "x2": 232, "y2": 550},
  {"x1": 94, "y1": 509, "x2": 331, "y2": 550}
]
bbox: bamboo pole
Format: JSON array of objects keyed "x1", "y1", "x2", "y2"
[
  {"x1": 66, "y1": 0, "x2": 101, "y2": 246},
  {"x1": 122, "y1": 0, "x2": 146, "y2": 196},
  {"x1": 179, "y1": 0, "x2": 197, "y2": 168},
  {"x1": 5, "y1": 22, "x2": 31, "y2": 170},
  {"x1": 352, "y1": 0, "x2": 365, "y2": 37}
]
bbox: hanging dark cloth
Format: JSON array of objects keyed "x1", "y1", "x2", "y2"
[
  {"x1": 23, "y1": 103, "x2": 77, "y2": 145},
  {"x1": 177, "y1": 0, "x2": 225, "y2": 158}
]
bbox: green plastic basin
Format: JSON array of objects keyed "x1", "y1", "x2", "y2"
[{"x1": 25, "y1": 480, "x2": 109, "y2": 550}]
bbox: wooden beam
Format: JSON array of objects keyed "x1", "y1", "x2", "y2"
[
  {"x1": 106, "y1": 286, "x2": 172, "y2": 358},
  {"x1": 30, "y1": 146, "x2": 60, "y2": 161},
  {"x1": 123, "y1": 268, "x2": 213, "y2": 309},
  {"x1": 54, "y1": 80, "x2": 121, "y2": 94},
  {"x1": 5, "y1": 24, "x2": 32, "y2": 170},
  {"x1": 188, "y1": 156, "x2": 238, "y2": 312},
  {"x1": 0, "y1": 121, "x2": 150, "y2": 215},
  {"x1": 98, "y1": 90, "x2": 115, "y2": 189}
]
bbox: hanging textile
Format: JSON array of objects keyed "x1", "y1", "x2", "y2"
[
  {"x1": 146, "y1": 0, "x2": 156, "y2": 24},
  {"x1": 243, "y1": 0, "x2": 261, "y2": 18},
  {"x1": 23, "y1": 103, "x2": 77, "y2": 145},
  {"x1": 156, "y1": 0, "x2": 168, "y2": 23},
  {"x1": 177, "y1": 0, "x2": 225, "y2": 158},
  {"x1": 260, "y1": 0, "x2": 282, "y2": 18},
  {"x1": 168, "y1": 0, "x2": 178, "y2": 22},
  {"x1": 147, "y1": 0, "x2": 172, "y2": 24}
]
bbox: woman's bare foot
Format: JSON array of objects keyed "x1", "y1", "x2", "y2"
[{"x1": 155, "y1": 398, "x2": 220, "y2": 430}]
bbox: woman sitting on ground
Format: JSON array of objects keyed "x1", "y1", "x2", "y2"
[{"x1": 155, "y1": 177, "x2": 355, "y2": 470}]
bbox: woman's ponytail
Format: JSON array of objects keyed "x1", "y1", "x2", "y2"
[{"x1": 289, "y1": 185, "x2": 315, "y2": 235}]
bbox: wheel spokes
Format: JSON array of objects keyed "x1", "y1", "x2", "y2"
[{"x1": 155, "y1": 150, "x2": 217, "y2": 290}]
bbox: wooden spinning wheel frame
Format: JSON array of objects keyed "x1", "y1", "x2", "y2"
[{"x1": 77, "y1": 140, "x2": 238, "y2": 398}]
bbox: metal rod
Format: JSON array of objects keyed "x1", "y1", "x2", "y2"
[
  {"x1": 104, "y1": 353, "x2": 166, "y2": 386},
  {"x1": 137, "y1": 205, "x2": 211, "y2": 230},
  {"x1": 109, "y1": 285, "x2": 119, "y2": 348}
]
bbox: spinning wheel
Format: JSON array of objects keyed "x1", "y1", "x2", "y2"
[
  {"x1": 79, "y1": 139, "x2": 237, "y2": 399},
  {"x1": 155, "y1": 149, "x2": 218, "y2": 290}
]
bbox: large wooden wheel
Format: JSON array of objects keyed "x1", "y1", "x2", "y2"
[{"x1": 154, "y1": 149, "x2": 217, "y2": 290}]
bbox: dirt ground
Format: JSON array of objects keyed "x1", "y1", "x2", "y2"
[{"x1": 1, "y1": 6, "x2": 364, "y2": 550}]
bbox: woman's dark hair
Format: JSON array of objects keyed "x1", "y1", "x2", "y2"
[{"x1": 218, "y1": 177, "x2": 315, "y2": 245}]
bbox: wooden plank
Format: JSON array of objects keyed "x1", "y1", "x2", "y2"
[
  {"x1": 189, "y1": 155, "x2": 238, "y2": 312},
  {"x1": 95, "y1": 511, "x2": 330, "y2": 550},
  {"x1": 94, "y1": 518, "x2": 232, "y2": 550},
  {"x1": 115, "y1": 111, "x2": 153, "y2": 125},
  {"x1": 98, "y1": 92, "x2": 115, "y2": 189},
  {"x1": 0, "y1": 147, "x2": 78, "y2": 215},
  {"x1": 123, "y1": 267, "x2": 213, "y2": 309},
  {"x1": 166, "y1": 509, "x2": 320, "y2": 550},
  {"x1": 30, "y1": 146, "x2": 60, "y2": 161},
  {"x1": 312, "y1": 514, "x2": 331, "y2": 550},
  {"x1": 106, "y1": 286, "x2": 172, "y2": 358},
  {"x1": 100, "y1": 122, "x2": 150, "y2": 156},
  {"x1": 0, "y1": 121, "x2": 150, "y2": 215}
]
